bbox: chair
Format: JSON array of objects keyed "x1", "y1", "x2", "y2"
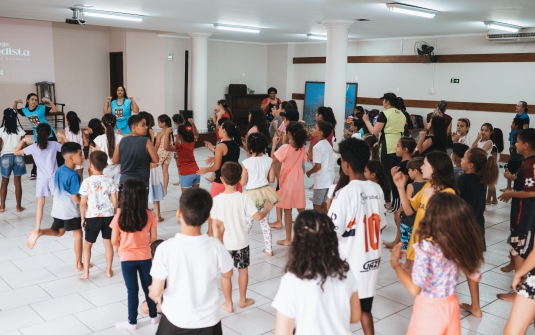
[{"x1": 35, "y1": 82, "x2": 65, "y2": 130}]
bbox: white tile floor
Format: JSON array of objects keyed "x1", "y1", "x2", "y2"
[{"x1": 0, "y1": 147, "x2": 526, "y2": 335}]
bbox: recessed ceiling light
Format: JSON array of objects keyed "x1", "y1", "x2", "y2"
[
  {"x1": 386, "y1": 3, "x2": 437, "y2": 18},
  {"x1": 483, "y1": 21, "x2": 522, "y2": 32},
  {"x1": 355, "y1": 19, "x2": 371, "y2": 22},
  {"x1": 213, "y1": 24, "x2": 261, "y2": 33},
  {"x1": 307, "y1": 34, "x2": 327, "y2": 40},
  {"x1": 83, "y1": 9, "x2": 143, "y2": 22}
]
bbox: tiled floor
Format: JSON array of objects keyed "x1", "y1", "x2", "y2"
[{"x1": 0, "y1": 147, "x2": 526, "y2": 335}]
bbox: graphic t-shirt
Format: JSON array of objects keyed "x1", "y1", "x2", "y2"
[
  {"x1": 111, "y1": 98, "x2": 132, "y2": 134},
  {"x1": 328, "y1": 179, "x2": 385, "y2": 299},
  {"x1": 312, "y1": 139, "x2": 334, "y2": 189},
  {"x1": 50, "y1": 165, "x2": 81, "y2": 220},
  {"x1": 511, "y1": 156, "x2": 535, "y2": 234},
  {"x1": 23, "y1": 142, "x2": 62, "y2": 179},
  {"x1": 18, "y1": 105, "x2": 54, "y2": 141},
  {"x1": 79, "y1": 175, "x2": 118, "y2": 218}
]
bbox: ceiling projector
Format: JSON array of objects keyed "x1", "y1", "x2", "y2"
[{"x1": 66, "y1": 7, "x2": 85, "y2": 25}]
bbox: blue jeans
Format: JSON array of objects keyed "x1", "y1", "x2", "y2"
[{"x1": 121, "y1": 259, "x2": 157, "y2": 324}]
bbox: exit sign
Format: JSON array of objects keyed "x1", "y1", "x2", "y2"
[{"x1": 451, "y1": 78, "x2": 460, "y2": 83}]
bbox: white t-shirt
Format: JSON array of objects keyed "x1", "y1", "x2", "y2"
[
  {"x1": 242, "y1": 155, "x2": 272, "y2": 190},
  {"x1": 312, "y1": 139, "x2": 334, "y2": 189},
  {"x1": 272, "y1": 272, "x2": 358, "y2": 335},
  {"x1": 210, "y1": 192, "x2": 258, "y2": 250},
  {"x1": 457, "y1": 134, "x2": 471, "y2": 146},
  {"x1": 79, "y1": 175, "x2": 118, "y2": 218},
  {"x1": 328, "y1": 179, "x2": 385, "y2": 299},
  {"x1": 150, "y1": 233, "x2": 233, "y2": 329},
  {"x1": 0, "y1": 126, "x2": 25, "y2": 155},
  {"x1": 93, "y1": 133, "x2": 123, "y2": 164}
]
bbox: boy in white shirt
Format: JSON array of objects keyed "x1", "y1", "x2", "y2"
[
  {"x1": 306, "y1": 120, "x2": 334, "y2": 213},
  {"x1": 149, "y1": 188, "x2": 233, "y2": 335},
  {"x1": 328, "y1": 138, "x2": 385, "y2": 335},
  {"x1": 211, "y1": 162, "x2": 273, "y2": 313}
]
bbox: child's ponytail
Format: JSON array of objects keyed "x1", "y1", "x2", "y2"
[
  {"x1": 36, "y1": 123, "x2": 51, "y2": 150},
  {"x1": 220, "y1": 120, "x2": 242, "y2": 148},
  {"x1": 466, "y1": 148, "x2": 499, "y2": 186},
  {"x1": 66, "y1": 111, "x2": 81, "y2": 134},
  {"x1": 102, "y1": 114, "x2": 116, "y2": 157},
  {"x1": 366, "y1": 160, "x2": 392, "y2": 202}
]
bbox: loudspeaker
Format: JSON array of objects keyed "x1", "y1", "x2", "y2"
[
  {"x1": 228, "y1": 84, "x2": 247, "y2": 95},
  {"x1": 180, "y1": 110, "x2": 193, "y2": 124}
]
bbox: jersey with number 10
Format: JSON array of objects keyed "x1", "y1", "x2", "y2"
[{"x1": 328, "y1": 179, "x2": 385, "y2": 299}]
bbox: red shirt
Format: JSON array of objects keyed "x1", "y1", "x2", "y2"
[
  {"x1": 175, "y1": 141, "x2": 199, "y2": 176},
  {"x1": 261, "y1": 98, "x2": 282, "y2": 114}
]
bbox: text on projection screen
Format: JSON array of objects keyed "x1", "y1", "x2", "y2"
[{"x1": 0, "y1": 18, "x2": 55, "y2": 83}]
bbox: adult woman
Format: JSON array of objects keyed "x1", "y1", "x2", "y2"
[
  {"x1": 260, "y1": 87, "x2": 282, "y2": 122},
  {"x1": 243, "y1": 107, "x2": 270, "y2": 156},
  {"x1": 12, "y1": 93, "x2": 63, "y2": 179},
  {"x1": 308, "y1": 106, "x2": 336, "y2": 161},
  {"x1": 103, "y1": 86, "x2": 139, "y2": 135},
  {"x1": 515, "y1": 101, "x2": 529, "y2": 129},
  {"x1": 426, "y1": 100, "x2": 452, "y2": 136},
  {"x1": 417, "y1": 116, "x2": 448, "y2": 157}
]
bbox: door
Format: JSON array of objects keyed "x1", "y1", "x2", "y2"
[{"x1": 109, "y1": 52, "x2": 123, "y2": 97}]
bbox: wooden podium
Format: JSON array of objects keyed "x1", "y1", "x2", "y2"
[{"x1": 225, "y1": 94, "x2": 269, "y2": 135}]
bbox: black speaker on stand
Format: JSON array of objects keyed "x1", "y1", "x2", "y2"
[{"x1": 180, "y1": 50, "x2": 193, "y2": 125}]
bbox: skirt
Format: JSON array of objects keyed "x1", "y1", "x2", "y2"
[
  {"x1": 244, "y1": 185, "x2": 281, "y2": 208},
  {"x1": 148, "y1": 168, "x2": 165, "y2": 203}
]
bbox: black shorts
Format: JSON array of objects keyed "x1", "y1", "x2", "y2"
[
  {"x1": 229, "y1": 246, "x2": 250, "y2": 269},
  {"x1": 360, "y1": 297, "x2": 374, "y2": 313},
  {"x1": 156, "y1": 314, "x2": 222, "y2": 335},
  {"x1": 85, "y1": 216, "x2": 113, "y2": 243},
  {"x1": 507, "y1": 160, "x2": 523, "y2": 175},
  {"x1": 51, "y1": 217, "x2": 82, "y2": 231}
]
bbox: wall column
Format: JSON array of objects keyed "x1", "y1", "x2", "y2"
[
  {"x1": 188, "y1": 33, "x2": 211, "y2": 132},
  {"x1": 322, "y1": 20, "x2": 353, "y2": 147}
]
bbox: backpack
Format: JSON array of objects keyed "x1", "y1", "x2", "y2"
[{"x1": 410, "y1": 114, "x2": 425, "y2": 129}]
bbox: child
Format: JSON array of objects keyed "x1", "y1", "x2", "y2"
[
  {"x1": 15, "y1": 124, "x2": 65, "y2": 246},
  {"x1": 0, "y1": 108, "x2": 27, "y2": 212},
  {"x1": 452, "y1": 143, "x2": 469, "y2": 177},
  {"x1": 393, "y1": 151, "x2": 458, "y2": 270},
  {"x1": 155, "y1": 114, "x2": 174, "y2": 194},
  {"x1": 171, "y1": 114, "x2": 184, "y2": 186},
  {"x1": 78, "y1": 151, "x2": 119, "y2": 280},
  {"x1": 149, "y1": 188, "x2": 233, "y2": 334},
  {"x1": 363, "y1": 134, "x2": 379, "y2": 160},
  {"x1": 64, "y1": 111, "x2": 87, "y2": 178},
  {"x1": 417, "y1": 115, "x2": 448, "y2": 157},
  {"x1": 488, "y1": 127, "x2": 504, "y2": 205},
  {"x1": 93, "y1": 114, "x2": 123, "y2": 184},
  {"x1": 457, "y1": 147, "x2": 498, "y2": 317},
  {"x1": 498, "y1": 128, "x2": 535, "y2": 302},
  {"x1": 365, "y1": 160, "x2": 392, "y2": 206},
  {"x1": 240, "y1": 133, "x2": 280, "y2": 256},
  {"x1": 164, "y1": 118, "x2": 200, "y2": 193},
  {"x1": 141, "y1": 112, "x2": 165, "y2": 221},
  {"x1": 271, "y1": 122, "x2": 308, "y2": 246},
  {"x1": 111, "y1": 178, "x2": 159, "y2": 329},
  {"x1": 86, "y1": 118, "x2": 105, "y2": 157},
  {"x1": 328, "y1": 138, "x2": 385, "y2": 335},
  {"x1": 451, "y1": 117, "x2": 471, "y2": 145},
  {"x1": 390, "y1": 193, "x2": 484, "y2": 335},
  {"x1": 140, "y1": 239, "x2": 165, "y2": 316},
  {"x1": 272, "y1": 210, "x2": 361, "y2": 334},
  {"x1": 384, "y1": 136, "x2": 416, "y2": 248},
  {"x1": 399, "y1": 158, "x2": 425, "y2": 252},
  {"x1": 326, "y1": 159, "x2": 349, "y2": 211},
  {"x1": 211, "y1": 162, "x2": 273, "y2": 312},
  {"x1": 306, "y1": 120, "x2": 334, "y2": 213},
  {"x1": 502, "y1": 117, "x2": 524, "y2": 192},
  {"x1": 26, "y1": 142, "x2": 84, "y2": 272},
  {"x1": 471, "y1": 122, "x2": 494, "y2": 155}
]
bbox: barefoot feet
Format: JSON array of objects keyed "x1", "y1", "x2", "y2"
[
  {"x1": 460, "y1": 303, "x2": 482, "y2": 317},
  {"x1": 221, "y1": 302, "x2": 234, "y2": 313},
  {"x1": 276, "y1": 239, "x2": 291, "y2": 246},
  {"x1": 26, "y1": 229, "x2": 42, "y2": 249},
  {"x1": 383, "y1": 240, "x2": 400, "y2": 249},
  {"x1": 106, "y1": 269, "x2": 114, "y2": 278},
  {"x1": 16, "y1": 207, "x2": 25, "y2": 212},
  {"x1": 263, "y1": 249, "x2": 273, "y2": 257},
  {"x1": 239, "y1": 298, "x2": 255, "y2": 308},
  {"x1": 269, "y1": 221, "x2": 283, "y2": 229}
]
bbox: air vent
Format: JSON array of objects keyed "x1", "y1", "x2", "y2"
[{"x1": 487, "y1": 32, "x2": 535, "y2": 42}]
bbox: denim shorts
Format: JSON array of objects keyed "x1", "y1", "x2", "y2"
[
  {"x1": 179, "y1": 173, "x2": 200, "y2": 188},
  {"x1": 1, "y1": 154, "x2": 27, "y2": 178}
]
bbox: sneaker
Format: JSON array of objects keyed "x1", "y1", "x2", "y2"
[
  {"x1": 30, "y1": 174, "x2": 36, "y2": 180},
  {"x1": 115, "y1": 321, "x2": 137, "y2": 330},
  {"x1": 151, "y1": 315, "x2": 162, "y2": 324}
]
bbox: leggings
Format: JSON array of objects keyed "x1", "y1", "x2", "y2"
[{"x1": 245, "y1": 206, "x2": 272, "y2": 253}]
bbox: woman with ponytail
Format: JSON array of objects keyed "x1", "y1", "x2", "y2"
[
  {"x1": 64, "y1": 111, "x2": 88, "y2": 178},
  {"x1": 93, "y1": 114, "x2": 123, "y2": 185}
]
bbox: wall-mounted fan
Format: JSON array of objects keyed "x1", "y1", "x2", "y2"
[{"x1": 414, "y1": 41, "x2": 438, "y2": 63}]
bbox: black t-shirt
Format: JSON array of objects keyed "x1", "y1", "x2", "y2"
[
  {"x1": 457, "y1": 173, "x2": 486, "y2": 237},
  {"x1": 17, "y1": 106, "x2": 52, "y2": 117},
  {"x1": 391, "y1": 160, "x2": 412, "y2": 199},
  {"x1": 376, "y1": 112, "x2": 387, "y2": 143}
]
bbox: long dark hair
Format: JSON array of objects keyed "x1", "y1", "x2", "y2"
[
  {"x1": 317, "y1": 106, "x2": 337, "y2": 128},
  {"x1": 217, "y1": 99, "x2": 233, "y2": 120},
  {"x1": 178, "y1": 124, "x2": 195, "y2": 143},
  {"x1": 286, "y1": 122, "x2": 307, "y2": 150},
  {"x1": 25, "y1": 93, "x2": 38, "y2": 108},
  {"x1": 220, "y1": 119, "x2": 242, "y2": 147},
  {"x1": 88, "y1": 118, "x2": 105, "y2": 147},
  {"x1": 281, "y1": 101, "x2": 293, "y2": 112},
  {"x1": 36, "y1": 123, "x2": 51, "y2": 150},
  {"x1": 66, "y1": 111, "x2": 81, "y2": 134},
  {"x1": 425, "y1": 151, "x2": 459, "y2": 194},
  {"x1": 492, "y1": 128, "x2": 504, "y2": 153},
  {"x1": 138, "y1": 112, "x2": 154, "y2": 141},
  {"x1": 101, "y1": 114, "x2": 116, "y2": 157},
  {"x1": 246, "y1": 132, "x2": 268, "y2": 155},
  {"x1": 112, "y1": 86, "x2": 129, "y2": 101},
  {"x1": 366, "y1": 160, "x2": 392, "y2": 202},
  {"x1": 2, "y1": 108, "x2": 23, "y2": 135},
  {"x1": 333, "y1": 169, "x2": 350, "y2": 197},
  {"x1": 247, "y1": 107, "x2": 270, "y2": 140},
  {"x1": 285, "y1": 210, "x2": 350, "y2": 290},
  {"x1": 428, "y1": 116, "x2": 447, "y2": 152},
  {"x1": 158, "y1": 114, "x2": 173, "y2": 146},
  {"x1": 118, "y1": 178, "x2": 149, "y2": 232},
  {"x1": 416, "y1": 193, "x2": 484, "y2": 275},
  {"x1": 466, "y1": 148, "x2": 499, "y2": 186}
]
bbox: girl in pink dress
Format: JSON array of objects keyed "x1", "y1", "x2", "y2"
[{"x1": 271, "y1": 122, "x2": 308, "y2": 246}]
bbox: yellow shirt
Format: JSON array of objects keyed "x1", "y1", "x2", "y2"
[{"x1": 406, "y1": 183, "x2": 456, "y2": 260}]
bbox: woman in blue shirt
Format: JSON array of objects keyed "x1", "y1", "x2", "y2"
[
  {"x1": 103, "y1": 86, "x2": 140, "y2": 135},
  {"x1": 12, "y1": 93, "x2": 63, "y2": 179},
  {"x1": 515, "y1": 101, "x2": 530, "y2": 129}
]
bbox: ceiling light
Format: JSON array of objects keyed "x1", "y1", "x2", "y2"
[
  {"x1": 386, "y1": 3, "x2": 437, "y2": 18},
  {"x1": 484, "y1": 21, "x2": 521, "y2": 32},
  {"x1": 83, "y1": 9, "x2": 143, "y2": 22},
  {"x1": 213, "y1": 24, "x2": 260, "y2": 33},
  {"x1": 307, "y1": 34, "x2": 327, "y2": 40}
]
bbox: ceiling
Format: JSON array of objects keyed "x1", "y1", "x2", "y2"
[{"x1": 1, "y1": 0, "x2": 534, "y2": 43}]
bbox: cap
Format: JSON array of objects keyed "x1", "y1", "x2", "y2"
[
  {"x1": 286, "y1": 109, "x2": 299, "y2": 122},
  {"x1": 452, "y1": 143, "x2": 470, "y2": 159},
  {"x1": 379, "y1": 92, "x2": 397, "y2": 101}
]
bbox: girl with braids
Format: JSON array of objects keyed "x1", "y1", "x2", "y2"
[
  {"x1": 243, "y1": 107, "x2": 270, "y2": 157},
  {"x1": 155, "y1": 114, "x2": 174, "y2": 194},
  {"x1": 272, "y1": 210, "x2": 361, "y2": 335},
  {"x1": 198, "y1": 119, "x2": 243, "y2": 198},
  {"x1": 110, "y1": 178, "x2": 159, "y2": 329},
  {"x1": 390, "y1": 193, "x2": 483, "y2": 335},
  {"x1": 271, "y1": 122, "x2": 308, "y2": 246},
  {"x1": 0, "y1": 108, "x2": 27, "y2": 212},
  {"x1": 93, "y1": 114, "x2": 123, "y2": 184},
  {"x1": 15, "y1": 123, "x2": 66, "y2": 237},
  {"x1": 240, "y1": 132, "x2": 280, "y2": 256},
  {"x1": 64, "y1": 111, "x2": 89, "y2": 177}
]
